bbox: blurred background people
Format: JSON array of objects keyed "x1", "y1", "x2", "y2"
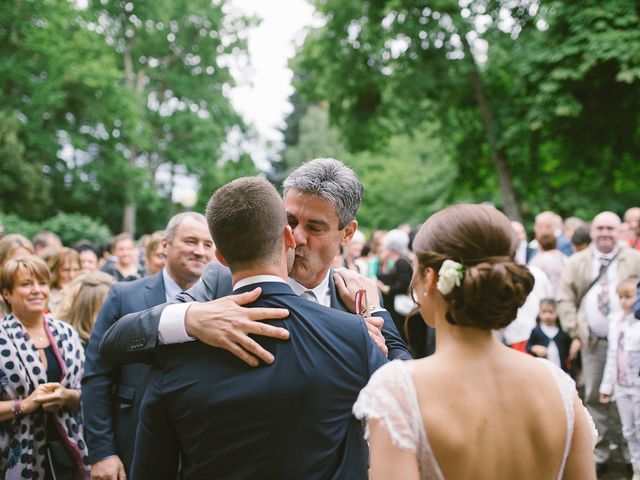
[
  {"x1": 58, "y1": 271, "x2": 115, "y2": 349},
  {"x1": 625, "y1": 207, "x2": 640, "y2": 250},
  {"x1": 0, "y1": 234, "x2": 35, "y2": 317},
  {"x1": 376, "y1": 228, "x2": 413, "y2": 334},
  {"x1": 144, "y1": 231, "x2": 166, "y2": 276},
  {"x1": 32, "y1": 231, "x2": 63, "y2": 259},
  {"x1": 572, "y1": 225, "x2": 591, "y2": 253},
  {"x1": 47, "y1": 247, "x2": 81, "y2": 316},
  {"x1": 101, "y1": 233, "x2": 142, "y2": 282},
  {"x1": 529, "y1": 232, "x2": 568, "y2": 296},
  {"x1": 74, "y1": 241, "x2": 100, "y2": 272},
  {"x1": 0, "y1": 256, "x2": 88, "y2": 479}
]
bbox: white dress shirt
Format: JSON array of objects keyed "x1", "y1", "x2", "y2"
[{"x1": 585, "y1": 247, "x2": 621, "y2": 338}]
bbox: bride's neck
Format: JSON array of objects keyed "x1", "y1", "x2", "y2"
[{"x1": 434, "y1": 315, "x2": 498, "y2": 356}]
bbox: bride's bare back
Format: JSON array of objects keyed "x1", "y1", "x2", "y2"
[
  {"x1": 356, "y1": 204, "x2": 596, "y2": 480},
  {"x1": 412, "y1": 344, "x2": 568, "y2": 480}
]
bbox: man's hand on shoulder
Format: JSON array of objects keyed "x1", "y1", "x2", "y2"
[
  {"x1": 333, "y1": 268, "x2": 381, "y2": 314},
  {"x1": 184, "y1": 287, "x2": 290, "y2": 367},
  {"x1": 91, "y1": 456, "x2": 126, "y2": 480}
]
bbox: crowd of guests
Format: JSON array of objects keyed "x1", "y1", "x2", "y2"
[{"x1": 0, "y1": 158, "x2": 638, "y2": 479}]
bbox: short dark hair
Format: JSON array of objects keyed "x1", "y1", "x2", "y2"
[
  {"x1": 571, "y1": 225, "x2": 590, "y2": 246},
  {"x1": 537, "y1": 233, "x2": 557, "y2": 251},
  {"x1": 111, "y1": 233, "x2": 133, "y2": 250},
  {"x1": 206, "y1": 177, "x2": 286, "y2": 270}
]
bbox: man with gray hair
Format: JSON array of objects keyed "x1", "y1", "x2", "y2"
[
  {"x1": 558, "y1": 211, "x2": 640, "y2": 472},
  {"x1": 99, "y1": 158, "x2": 410, "y2": 372},
  {"x1": 82, "y1": 212, "x2": 215, "y2": 479}
]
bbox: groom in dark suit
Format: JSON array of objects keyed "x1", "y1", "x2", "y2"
[
  {"x1": 82, "y1": 213, "x2": 215, "y2": 478},
  {"x1": 100, "y1": 158, "x2": 411, "y2": 366},
  {"x1": 131, "y1": 177, "x2": 387, "y2": 479}
]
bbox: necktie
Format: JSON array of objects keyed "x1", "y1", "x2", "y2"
[
  {"x1": 597, "y1": 258, "x2": 610, "y2": 316},
  {"x1": 301, "y1": 290, "x2": 318, "y2": 303}
]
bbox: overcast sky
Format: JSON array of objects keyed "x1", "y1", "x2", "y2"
[{"x1": 228, "y1": 0, "x2": 317, "y2": 155}]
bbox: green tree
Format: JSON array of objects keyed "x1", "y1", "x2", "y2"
[
  {"x1": 85, "y1": 0, "x2": 252, "y2": 234},
  {"x1": 0, "y1": 0, "x2": 130, "y2": 222}
]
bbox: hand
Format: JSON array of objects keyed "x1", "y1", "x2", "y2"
[
  {"x1": 36, "y1": 383, "x2": 80, "y2": 412},
  {"x1": 568, "y1": 338, "x2": 582, "y2": 361},
  {"x1": 333, "y1": 268, "x2": 381, "y2": 314},
  {"x1": 530, "y1": 345, "x2": 548, "y2": 358},
  {"x1": 185, "y1": 287, "x2": 290, "y2": 367},
  {"x1": 365, "y1": 315, "x2": 388, "y2": 357},
  {"x1": 375, "y1": 279, "x2": 390, "y2": 295},
  {"x1": 91, "y1": 456, "x2": 127, "y2": 480},
  {"x1": 599, "y1": 394, "x2": 611, "y2": 404},
  {"x1": 21, "y1": 383, "x2": 55, "y2": 414}
]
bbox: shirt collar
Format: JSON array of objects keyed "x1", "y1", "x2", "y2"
[
  {"x1": 592, "y1": 246, "x2": 619, "y2": 261},
  {"x1": 233, "y1": 275, "x2": 287, "y2": 291},
  {"x1": 288, "y1": 269, "x2": 331, "y2": 299},
  {"x1": 162, "y1": 268, "x2": 183, "y2": 301}
]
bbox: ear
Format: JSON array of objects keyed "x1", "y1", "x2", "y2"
[
  {"x1": 284, "y1": 225, "x2": 296, "y2": 250},
  {"x1": 340, "y1": 220, "x2": 358, "y2": 246},
  {"x1": 424, "y1": 267, "x2": 438, "y2": 292},
  {"x1": 161, "y1": 238, "x2": 169, "y2": 249},
  {"x1": 214, "y1": 250, "x2": 229, "y2": 267}
]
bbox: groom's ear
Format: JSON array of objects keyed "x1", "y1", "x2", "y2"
[
  {"x1": 215, "y1": 250, "x2": 229, "y2": 267},
  {"x1": 284, "y1": 225, "x2": 296, "y2": 250}
]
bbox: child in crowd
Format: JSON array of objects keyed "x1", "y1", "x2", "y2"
[
  {"x1": 526, "y1": 298, "x2": 579, "y2": 373},
  {"x1": 600, "y1": 277, "x2": 640, "y2": 480}
]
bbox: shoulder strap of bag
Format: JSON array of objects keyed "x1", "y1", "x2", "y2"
[{"x1": 575, "y1": 250, "x2": 620, "y2": 308}]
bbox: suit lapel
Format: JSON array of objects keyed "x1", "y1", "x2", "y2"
[
  {"x1": 328, "y1": 270, "x2": 348, "y2": 312},
  {"x1": 144, "y1": 273, "x2": 167, "y2": 307}
]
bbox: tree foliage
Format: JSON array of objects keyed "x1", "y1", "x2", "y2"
[
  {"x1": 289, "y1": 0, "x2": 640, "y2": 225},
  {"x1": 0, "y1": 0, "x2": 252, "y2": 235}
]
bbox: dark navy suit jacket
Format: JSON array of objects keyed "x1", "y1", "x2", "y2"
[
  {"x1": 131, "y1": 281, "x2": 388, "y2": 480},
  {"x1": 81, "y1": 273, "x2": 181, "y2": 472},
  {"x1": 99, "y1": 263, "x2": 411, "y2": 364}
]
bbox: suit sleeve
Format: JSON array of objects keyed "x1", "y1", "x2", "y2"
[
  {"x1": 556, "y1": 260, "x2": 580, "y2": 340},
  {"x1": 525, "y1": 327, "x2": 542, "y2": 355},
  {"x1": 99, "y1": 265, "x2": 231, "y2": 365},
  {"x1": 130, "y1": 369, "x2": 180, "y2": 480},
  {"x1": 81, "y1": 285, "x2": 122, "y2": 464},
  {"x1": 373, "y1": 310, "x2": 413, "y2": 361}
]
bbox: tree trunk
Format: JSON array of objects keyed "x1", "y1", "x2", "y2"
[
  {"x1": 459, "y1": 31, "x2": 522, "y2": 222},
  {"x1": 122, "y1": 202, "x2": 136, "y2": 234},
  {"x1": 121, "y1": 40, "x2": 145, "y2": 235}
]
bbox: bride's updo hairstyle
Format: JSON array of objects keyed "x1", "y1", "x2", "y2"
[{"x1": 413, "y1": 204, "x2": 534, "y2": 330}]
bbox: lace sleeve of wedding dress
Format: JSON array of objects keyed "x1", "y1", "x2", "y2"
[
  {"x1": 538, "y1": 359, "x2": 599, "y2": 462},
  {"x1": 353, "y1": 360, "x2": 421, "y2": 453}
]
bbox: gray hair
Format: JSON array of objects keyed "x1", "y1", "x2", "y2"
[
  {"x1": 382, "y1": 229, "x2": 409, "y2": 255},
  {"x1": 282, "y1": 158, "x2": 364, "y2": 228},
  {"x1": 165, "y1": 212, "x2": 207, "y2": 242}
]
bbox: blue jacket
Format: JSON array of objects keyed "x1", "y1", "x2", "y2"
[{"x1": 131, "y1": 281, "x2": 388, "y2": 479}]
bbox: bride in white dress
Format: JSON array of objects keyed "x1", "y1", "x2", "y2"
[{"x1": 354, "y1": 204, "x2": 596, "y2": 480}]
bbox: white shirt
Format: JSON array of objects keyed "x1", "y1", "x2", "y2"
[
  {"x1": 287, "y1": 270, "x2": 332, "y2": 308},
  {"x1": 503, "y1": 265, "x2": 553, "y2": 345},
  {"x1": 584, "y1": 247, "x2": 621, "y2": 338},
  {"x1": 158, "y1": 272, "x2": 331, "y2": 345},
  {"x1": 162, "y1": 268, "x2": 183, "y2": 302}
]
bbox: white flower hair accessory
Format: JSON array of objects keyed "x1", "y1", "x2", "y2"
[{"x1": 436, "y1": 260, "x2": 465, "y2": 295}]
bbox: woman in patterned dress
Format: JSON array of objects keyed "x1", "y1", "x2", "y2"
[{"x1": 0, "y1": 256, "x2": 88, "y2": 480}]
